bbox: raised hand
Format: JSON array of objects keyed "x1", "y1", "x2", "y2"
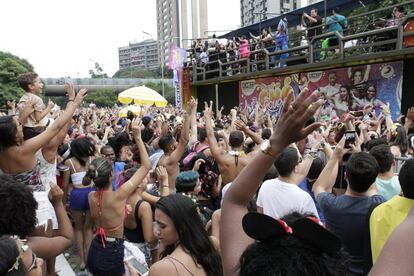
[
  {"x1": 310, "y1": 131, "x2": 324, "y2": 151},
  {"x1": 270, "y1": 88, "x2": 323, "y2": 150},
  {"x1": 204, "y1": 101, "x2": 213, "y2": 120},
  {"x1": 65, "y1": 83, "x2": 75, "y2": 100},
  {"x1": 333, "y1": 136, "x2": 350, "y2": 160},
  {"x1": 234, "y1": 119, "x2": 246, "y2": 131},
  {"x1": 406, "y1": 107, "x2": 414, "y2": 122},
  {"x1": 192, "y1": 158, "x2": 205, "y2": 171},
  {"x1": 74, "y1": 88, "x2": 88, "y2": 106},
  {"x1": 358, "y1": 121, "x2": 368, "y2": 131},
  {"x1": 186, "y1": 97, "x2": 197, "y2": 114},
  {"x1": 21, "y1": 100, "x2": 35, "y2": 117},
  {"x1": 156, "y1": 166, "x2": 168, "y2": 183},
  {"x1": 49, "y1": 183, "x2": 64, "y2": 205},
  {"x1": 131, "y1": 117, "x2": 142, "y2": 140},
  {"x1": 47, "y1": 99, "x2": 55, "y2": 109},
  {"x1": 380, "y1": 102, "x2": 391, "y2": 116}
]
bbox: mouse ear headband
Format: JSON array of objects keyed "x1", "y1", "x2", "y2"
[{"x1": 242, "y1": 213, "x2": 341, "y2": 254}]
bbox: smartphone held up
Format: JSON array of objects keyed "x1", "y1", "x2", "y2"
[{"x1": 344, "y1": 130, "x2": 356, "y2": 148}]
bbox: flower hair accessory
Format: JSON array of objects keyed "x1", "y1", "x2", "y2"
[{"x1": 242, "y1": 213, "x2": 341, "y2": 254}]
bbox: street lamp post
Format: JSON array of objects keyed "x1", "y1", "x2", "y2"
[
  {"x1": 143, "y1": 32, "x2": 181, "y2": 99},
  {"x1": 160, "y1": 43, "x2": 165, "y2": 98},
  {"x1": 143, "y1": 31, "x2": 165, "y2": 97}
]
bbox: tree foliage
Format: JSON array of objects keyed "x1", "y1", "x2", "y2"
[
  {"x1": 112, "y1": 66, "x2": 173, "y2": 79},
  {"x1": 83, "y1": 88, "x2": 119, "y2": 107},
  {"x1": 89, "y1": 62, "x2": 108, "y2": 78},
  {"x1": 0, "y1": 51, "x2": 34, "y2": 104},
  {"x1": 347, "y1": 0, "x2": 413, "y2": 34},
  {"x1": 143, "y1": 81, "x2": 175, "y2": 104}
]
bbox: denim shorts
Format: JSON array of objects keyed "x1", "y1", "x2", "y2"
[{"x1": 87, "y1": 236, "x2": 125, "y2": 276}]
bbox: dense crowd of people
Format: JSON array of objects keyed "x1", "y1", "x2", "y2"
[
  {"x1": 1, "y1": 70, "x2": 414, "y2": 276},
  {"x1": 188, "y1": 5, "x2": 409, "y2": 77}
]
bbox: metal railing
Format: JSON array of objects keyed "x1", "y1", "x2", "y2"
[{"x1": 187, "y1": 13, "x2": 414, "y2": 84}]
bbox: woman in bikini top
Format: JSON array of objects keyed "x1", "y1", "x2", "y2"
[
  {"x1": 149, "y1": 194, "x2": 223, "y2": 276},
  {"x1": 85, "y1": 118, "x2": 151, "y2": 276}
]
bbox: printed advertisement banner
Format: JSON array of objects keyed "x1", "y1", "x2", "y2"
[
  {"x1": 239, "y1": 74, "x2": 300, "y2": 118},
  {"x1": 173, "y1": 69, "x2": 182, "y2": 109},
  {"x1": 239, "y1": 61, "x2": 403, "y2": 120},
  {"x1": 300, "y1": 61, "x2": 403, "y2": 120}
]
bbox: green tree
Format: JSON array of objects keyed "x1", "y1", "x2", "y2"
[
  {"x1": 153, "y1": 66, "x2": 174, "y2": 78},
  {"x1": 347, "y1": 0, "x2": 413, "y2": 34},
  {"x1": 143, "y1": 81, "x2": 175, "y2": 104},
  {"x1": 89, "y1": 62, "x2": 108, "y2": 78},
  {"x1": 113, "y1": 67, "x2": 157, "y2": 78},
  {"x1": 0, "y1": 51, "x2": 34, "y2": 104},
  {"x1": 83, "y1": 88, "x2": 119, "y2": 107},
  {"x1": 112, "y1": 66, "x2": 173, "y2": 79}
]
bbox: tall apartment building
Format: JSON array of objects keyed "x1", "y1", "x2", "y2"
[
  {"x1": 118, "y1": 39, "x2": 160, "y2": 70},
  {"x1": 156, "y1": 0, "x2": 208, "y2": 65},
  {"x1": 240, "y1": 0, "x2": 322, "y2": 27}
]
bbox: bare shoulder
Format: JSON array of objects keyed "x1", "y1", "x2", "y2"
[
  {"x1": 209, "y1": 235, "x2": 221, "y2": 253},
  {"x1": 138, "y1": 200, "x2": 152, "y2": 215},
  {"x1": 149, "y1": 259, "x2": 176, "y2": 275}
]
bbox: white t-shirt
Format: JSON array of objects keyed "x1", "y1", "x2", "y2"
[{"x1": 257, "y1": 178, "x2": 320, "y2": 219}]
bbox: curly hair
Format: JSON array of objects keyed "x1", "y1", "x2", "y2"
[
  {"x1": 0, "y1": 175, "x2": 38, "y2": 237},
  {"x1": 239, "y1": 213, "x2": 348, "y2": 276}
]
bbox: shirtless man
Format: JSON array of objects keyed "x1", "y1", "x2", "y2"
[
  {"x1": 157, "y1": 98, "x2": 197, "y2": 189},
  {"x1": 203, "y1": 102, "x2": 249, "y2": 185}
]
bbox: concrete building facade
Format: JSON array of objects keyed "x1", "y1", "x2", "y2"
[
  {"x1": 156, "y1": 0, "x2": 208, "y2": 65},
  {"x1": 240, "y1": 0, "x2": 322, "y2": 27},
  {"x1": 118, "y1": 39, "x2": 160, "y2": 70}
]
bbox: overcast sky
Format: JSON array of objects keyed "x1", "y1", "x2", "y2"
[{"x1": 0, "y1": 0, "x2": 240, "y2": 78}]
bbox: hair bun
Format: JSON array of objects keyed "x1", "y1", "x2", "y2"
[{"x1": 86, "y1": 165, "x2": 98, "y2": 180}]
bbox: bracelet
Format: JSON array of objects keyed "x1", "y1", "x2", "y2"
[{"x1": 67, "y1": 99, "x2": 74, "y2": 102}]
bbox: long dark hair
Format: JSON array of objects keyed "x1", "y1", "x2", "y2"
[
  {"x1": 70, "y1": 137, "x2": 95, "y2": 166},
  {"x1": 390, "y1": 124, "x2": 408, "y2": 156},
  {"x1": 0, "y1": 116, "x2": 18, "y2": 152},
  {"x1": 155, "y1": 194, "x2": 222, "y2": 276}
]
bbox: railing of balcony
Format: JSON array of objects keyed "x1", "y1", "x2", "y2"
[{"x1": 185, "y1": 3, "x2": 414, "y2": 84}]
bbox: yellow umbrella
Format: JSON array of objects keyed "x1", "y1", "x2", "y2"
[
  {"x1": 118, "y1": 105, "x2": 141, "y2": 118},
  {"x1": 118, "y1": 85, "x2": 168, "y2": 107}
]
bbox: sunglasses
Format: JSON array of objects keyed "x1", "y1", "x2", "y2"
[
  {"x1": 7, "y1": 237, "x2": 38, "y2": 272},
  {"x1": 27, "y1": 252, "x2": 38, "y2": 272}
]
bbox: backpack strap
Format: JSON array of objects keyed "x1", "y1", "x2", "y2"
[{"x1": 196, "y1": 144, "x2": 209, "y2": 153}]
